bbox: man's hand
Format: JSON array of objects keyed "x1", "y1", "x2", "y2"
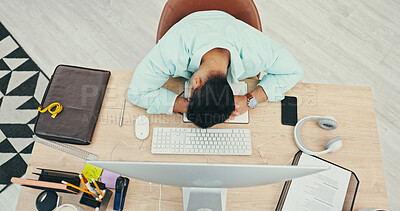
[
  {"x1": 227, "y1": 95, "x2": 249, "y2": 121},
  {"x1": 173, "y1": 97, "x2": 189, "y2": 113},
  {"x1": 227, "y1": 86, "x2": 268, "y2": 121}
]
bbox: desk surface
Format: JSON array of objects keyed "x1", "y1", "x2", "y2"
[{"x1": 16, "y1": 69, "x2": 388, "y2": 210}]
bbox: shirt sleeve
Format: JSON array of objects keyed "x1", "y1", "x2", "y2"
[
  {"x1": 127, "y1": 28, "x2": 189, "y2": 114},
  {"x1": 257, "y1": 42, "x2": 304, "y2": 102}
]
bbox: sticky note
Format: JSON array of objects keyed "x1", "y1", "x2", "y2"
[
  {"x1": 82, "y1": 163, "x2": 103, "y2": 182},
  {"x1": 100, "y1": 169, "x2": 120, "y2": 189}
]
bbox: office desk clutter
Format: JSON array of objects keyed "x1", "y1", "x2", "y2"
[
  {"x1": 79, "y1": 180, "x2": 112, "y2": 210},
  {"x1": 100, "y1": 169, "x2": 121, "y2": 189},
  {"x1": 16, "y1": 68, "x2": 388, "y2": 210},
  {"x1": 80, "y1": 164, "x2": 122, "y2": 210},
  {"x1": 79, "y1": 174, "x2": 97, "y2": 197},
  {"x1": 82, "y1": 163, "x2": 103, "y2": 182},
  {"x1": 11, "y1": 168, "x2": 81, "y2": 194},
  {"x1": 13, "y1": 165, "x2": 120, "y2": 210}
]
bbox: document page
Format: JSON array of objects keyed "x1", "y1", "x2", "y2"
[{"x1": 282, "y1": 153, "x2": 351, "y2": 211}]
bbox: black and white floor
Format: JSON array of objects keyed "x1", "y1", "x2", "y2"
[{"x1": 0, "y1": 22, "x2": 49, "y2": 193}]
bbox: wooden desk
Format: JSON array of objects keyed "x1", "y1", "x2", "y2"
[{"x1": 16, "y1": 70, "x2": 388, "y2": 210}]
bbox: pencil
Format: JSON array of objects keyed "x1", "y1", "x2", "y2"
[
  {"x1": 61, "y1": 181, "x2": 99, "y2": 198},
  {"x1": 79, "y1": 174, "x2": 88, "y2": 191},
  {"x1": 81, "y1": 174, "x2": 98, "y2": 195},
  {"x1": 91, "y1": 178, "x2": 104, "y2": 197}
]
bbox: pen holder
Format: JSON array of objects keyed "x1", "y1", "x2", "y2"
[{"x1": 79, "y1": 181, "x2": 112, "y2": 210}]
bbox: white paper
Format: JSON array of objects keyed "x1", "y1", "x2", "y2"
[
  {"x1": 183, "y1": 81, "x2": 249, "y2": 124},
  {"x1": 282, "y1": 153, "x2": 351, "y2": 211}
]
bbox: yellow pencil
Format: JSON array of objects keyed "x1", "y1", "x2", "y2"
[
  {"x1": 91, "y1": 178, "x2": 105, "y2": 197},
  {"x1": 79, "y1": 174, "x2": 88, "y2": 191},
  {"x1": 61, "y1": 181, "x2": 99, "y2": 198}
]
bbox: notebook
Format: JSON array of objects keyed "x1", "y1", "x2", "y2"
[
  {"x1": 276, "y1": 151, "x2": 359, "y2": 211},
  {"x1": 183, "y1": 81, "x2": 249, "y2": 124},
  {"x1": 34, "y1": 65, "x2": 110, "y2": 145}
]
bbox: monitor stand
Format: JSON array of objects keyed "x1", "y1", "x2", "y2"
[{"x1": 182, "y1": 187, "x2": 227, "y2": 211}]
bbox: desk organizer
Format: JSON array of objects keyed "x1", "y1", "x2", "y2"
[{"x1": 79, "y1": 181, "x2": 112, "y2": 210}]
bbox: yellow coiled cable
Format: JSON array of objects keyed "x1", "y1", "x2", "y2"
[{"x1": 38, "y1": 102, "x2": 63, "y2": 118}]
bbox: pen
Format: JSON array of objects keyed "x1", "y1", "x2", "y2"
[
  {"x1": 79, "y1": 174, "x2": 88, "y2": 191},
  {"x1": 61, "y1": 181, "x2": 99, "y2": 198},
  {"x1": 119, "y1": 98, "x2": 126, "y2": 127},
  {"x1": 92, "y1": 178, "x2": 105, "y2": 197}
]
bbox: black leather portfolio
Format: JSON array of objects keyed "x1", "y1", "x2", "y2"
[{"x1": 34, "y1": 65, "x2": 110, "y2": 145}]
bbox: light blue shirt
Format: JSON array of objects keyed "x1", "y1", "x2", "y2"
[{"x1": 128, "y1": 10, "x2": 303, "y2": 114}]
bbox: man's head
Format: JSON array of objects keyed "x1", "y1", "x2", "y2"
[{"x1": 187, "y1": 72, "x2": 235, "y2": 128}]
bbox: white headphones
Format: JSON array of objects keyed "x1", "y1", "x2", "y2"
[{"x1": 294, "y1": 115, "x2": 342, "y2": 156}]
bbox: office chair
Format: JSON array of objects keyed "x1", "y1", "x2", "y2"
[{"x1": 156, "y1": 0, "x2": 262, "y2": 43}]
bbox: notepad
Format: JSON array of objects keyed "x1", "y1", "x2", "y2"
[
  {"x1": 183, "y1": 81, "x2": 249, "y2": 124},
  {"x1": 100, "y1": 169, "x2": 120, "y2": 189},
  {"x1": 82, "y1": 163, "x2": 103, "y2": 182}
]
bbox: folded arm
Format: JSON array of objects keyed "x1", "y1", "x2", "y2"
[
  {"x1": 127, "y1": 54, "x2": 178, "y2": 114},
  {"x1": 257, "y1": 46, "x2": 304, "y2": 102},
  {"x1": 229, "y1": 46, "x2": 303, "y2": 120}
]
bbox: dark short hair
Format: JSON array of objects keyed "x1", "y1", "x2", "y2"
[{"x1": 187, "y1": 74, "x2": 235, "y2": 128}]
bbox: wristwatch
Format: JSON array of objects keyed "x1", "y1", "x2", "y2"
[{"x1": 245, "y1": 93, "x2": 258, "y2": 109}]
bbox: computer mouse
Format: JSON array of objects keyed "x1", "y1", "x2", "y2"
[{"x1": 135, "y1": 115, "x2": 149, "y2": 140}]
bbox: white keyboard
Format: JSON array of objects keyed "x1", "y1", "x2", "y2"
[{"x1": 151, "y1": 127, "x2": 252, "y2": 155}]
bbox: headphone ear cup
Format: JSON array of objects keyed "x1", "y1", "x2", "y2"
[
  {"x1": 318, "y1": 117, "x2": 338, "y2": 130},
  {"x1": 324, "y1": 136, "x2": 342, "y2": 152}
]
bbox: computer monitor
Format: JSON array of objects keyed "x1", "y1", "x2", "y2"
[{"x1": 87, "y1": 161, "x2": 328, "y2": 211}]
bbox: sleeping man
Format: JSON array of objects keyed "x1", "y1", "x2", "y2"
[{"x1": 128, "y1": 11, "x2": 303, "y2": 128}]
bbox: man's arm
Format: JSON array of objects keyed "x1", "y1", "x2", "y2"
[
  {"x1": 127, "y1": 28, "x2": 190, "y2": 114},
  {"x1": 230, "y1": 45, "x2": 303, "y2": 119},
  {"x1": 257, "y1": 46, "x2": 304, "y2": 102}
]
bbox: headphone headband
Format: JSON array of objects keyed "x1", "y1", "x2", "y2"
[{"x1": 294, "y1": 115, "x2": 341, "y2": 156}]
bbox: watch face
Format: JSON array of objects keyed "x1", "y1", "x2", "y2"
[{"x1": 248, "y1": 98, "x2": 258, "y2": 108}]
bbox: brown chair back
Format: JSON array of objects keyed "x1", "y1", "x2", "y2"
[{"x1": 156, "y1": 0, "x2": 262, "y2": 43}]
